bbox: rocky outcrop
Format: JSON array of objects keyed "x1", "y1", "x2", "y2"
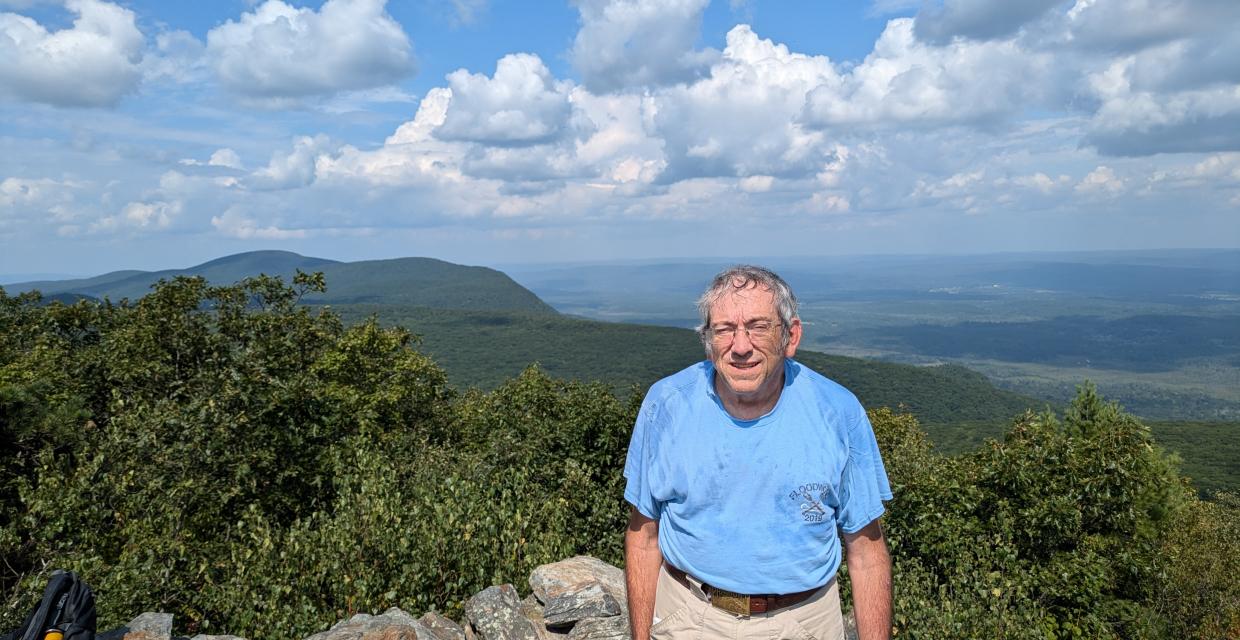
[
  {"x1": 529, "y1": 557, "x2": 625, "y2": 629},
  {"x1": 99, "y1": 556, "x2": 862, "y2": 640},
  {"x1": 464, "y1": 585, "x2": 540, "y2": 640},
  {"x1": 98, "y1": 612, "x2": 175, "y2": 640}
]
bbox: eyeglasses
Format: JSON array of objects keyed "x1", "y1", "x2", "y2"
[{"x1": 707, "y1": 321, "x2": 782, "y2": 344}]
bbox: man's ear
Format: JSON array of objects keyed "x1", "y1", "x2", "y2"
[{"x1": 785, "y1": 318, "x2": 802, "y2": 357}]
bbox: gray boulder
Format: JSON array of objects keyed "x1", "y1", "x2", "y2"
[
  {"x1": 528, "y1": 557, "x2": 627, "y2": 628},
  {"x1": 417, "y1": 611, "x2": 466, "y2": 640},
  {"x1": 541, "y1": 584, "x2": 620, "y2": 628},
  {"x1": 566, "y1": 616, "x2": 628, "y2": 640},
  {"x1": 98, "y1": 612, "x2": 174, "y2": 640},
  {"x1": 464, "y1": 585, "x2": 539, "y2": 640},
  {"x1": 189, "y1": 635, "x2": 247, "y2": 640}
]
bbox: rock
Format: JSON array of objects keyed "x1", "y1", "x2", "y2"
[
  {"x1": 565, "y1": 616, "x2": 628, "y2": 640},
  {"x1": 518, "y1": 595, "x2": 569, "y2": 640},
  {"x1": 189, "y1": 635, "x2": 247, "y2": 640},
  {"x1": 305, "y1": 608, "x2": 434, "y2": 640},
  {"x1": 464, "y1": 585, "x2": 539, "y2": 640},
  {"x1": 541, "y1": 584, "x2": 621, "y2": 628},
  {"x1": 98, "y1": 612, "x2": 175, "y2": 640},
  {"x1": 373, "y1": 608, "x2": 423, "y2": 630},
  {"x1": 529, "y1": 558, "x2": 625, "y2": 610},
  {"x1": 417, "y1": 611, "x2": 466, "y2": 640},
  {"x1": 529, "y1": 557, "x2": 626, "y2": 627}
]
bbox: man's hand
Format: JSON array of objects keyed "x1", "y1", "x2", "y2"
[
  {"x1": 843, "y1": 518, "x2": 892, "y2": 640},
  {"x1": 624, "y1": 506, "x2": 662, "y2": 640}
]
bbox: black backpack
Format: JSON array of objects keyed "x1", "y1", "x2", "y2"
[{"x1": 1, "y1": 571, "x2": 96, "y2": 640}]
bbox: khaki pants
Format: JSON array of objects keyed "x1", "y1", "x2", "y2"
[{"x1": 651, "y1": 564, "x2": 845, "y2": 640}]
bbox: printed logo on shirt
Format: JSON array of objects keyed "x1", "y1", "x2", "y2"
[{"x1": 787, "y1": 482, "x2": 835, "y2": 523}]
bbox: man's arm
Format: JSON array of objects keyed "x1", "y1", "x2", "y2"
[
  {"x1": 624, "y1": 506, "x2": 662, "y2": 640},
  {"x1": 842, "y1": 518, "x2": 892, "y2": 640}
]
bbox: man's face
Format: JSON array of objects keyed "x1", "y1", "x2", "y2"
[{"x1": 706, "y1": 283, "x2": 801, "y2": 403}]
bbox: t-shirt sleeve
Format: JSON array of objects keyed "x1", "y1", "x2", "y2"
[
  {"x1": 836, "y1": 407, "x2": 893, "y2": 534},
  {"x1": 623, "y1": 397, "x2": 662, "y2": 520}
]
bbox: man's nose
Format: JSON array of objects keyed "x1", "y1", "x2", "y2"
[{"x1": 729, "y1": 328, "x2": 754, "y2": 355}]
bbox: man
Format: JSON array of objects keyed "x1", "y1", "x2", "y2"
[{"x1": 623, "y1": 265, "x2": 893, "y2": 640}]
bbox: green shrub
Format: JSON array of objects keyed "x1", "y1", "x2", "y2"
[
  {"x1": 1157, "y1": 492, "x2": 1240, "y2": 639},
  {"x1": 865, "y1": 385, "x2": 1193, "y2": 639}
]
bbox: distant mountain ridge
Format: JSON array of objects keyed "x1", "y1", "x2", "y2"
[{"x1": 8, "y1": 250, "x2": 555, "y2": 315}]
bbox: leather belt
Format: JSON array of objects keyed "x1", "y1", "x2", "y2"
[{"x1": 664, "y1": 564, "x2": 819, "y2": 617}]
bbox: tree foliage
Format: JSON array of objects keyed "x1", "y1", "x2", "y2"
[
  {"x1": 1, "y1": 277, "x2": 1235, "y2": 640},
  {"x1": 864, "y1": 384, "x2": 1195, "y2": 639}
]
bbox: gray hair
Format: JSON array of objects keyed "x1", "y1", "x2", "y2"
[{"x1": 695, "y1": 265, "x2": 799, "y2": 355}]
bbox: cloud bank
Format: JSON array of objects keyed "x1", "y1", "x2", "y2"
[{"x1": 1, "y1": 0, "x2": 1237, "y2": 261}]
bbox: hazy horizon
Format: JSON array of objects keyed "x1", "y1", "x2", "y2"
[{"x1": 5, "y1": 245, "x2": 1240, "y2": 286}]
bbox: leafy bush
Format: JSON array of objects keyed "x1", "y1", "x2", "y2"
[
  {"x1": 1156, "y1": 491, "x2": 1240, "y2": 639},
  {"x1": 863, "y1": 385, "x2": 1199, "y2": 639}
]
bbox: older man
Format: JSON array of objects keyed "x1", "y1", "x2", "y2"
[{"x1": 623, "y1": 265, "x2": 893, "y2": 640}]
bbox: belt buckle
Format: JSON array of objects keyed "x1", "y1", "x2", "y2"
[{"x1": 709, "y1": 588, "x2": 750, "y2": 616}]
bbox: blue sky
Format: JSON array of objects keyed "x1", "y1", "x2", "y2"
[{"x1": 1, "y1": 0, "x2": 1238, "y2": 276}]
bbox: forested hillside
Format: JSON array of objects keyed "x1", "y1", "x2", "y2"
[
  {"x1": 1, "y1": 276, "x2": 1236, "y2": 640},
  {"x1": 328, "y1": 303, "x2": 1038, "y2": 437}
]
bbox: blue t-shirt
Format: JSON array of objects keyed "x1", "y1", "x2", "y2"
[{"x1": 623, "y1": 358, "x2": 892, "y2": 595}]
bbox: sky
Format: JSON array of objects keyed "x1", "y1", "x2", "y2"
[{"x1": 1, "y1": 0, "x2": 1238, "y2": 276}]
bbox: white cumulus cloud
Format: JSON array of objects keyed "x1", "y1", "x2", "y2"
[
  {"x1": 0, "y1": 0, "x2": 143, "y2": 107},
  {"x1": 1083, "y1": 55, "x2": 1240, "y2": 156},
  {"x1": 0, "y1": 177, "x2": 85, "y2": 228},
  {"x1": 571, "y1": 0, "x2": 717, "y2": 93},
  {"x1": 208, "y1": 149, "x2": 244, "y2": 170},
  {"x1": 1, "y1": 176, "x2": 61, "y2": 209},
  {"x1": 1076, "y1": 165, "x2": 1125, "y2": 194},
  {"x1": 247, "y1": 135, "x2": 339, "y2": 190},
  {"x1": 91, "y1": 199, "x2": 181, "y2": 233},
  {"x1": 206, "y1": 0, "x2": 414, "y2": 100},
  {"x1": 121, "y1": 200, "x2": 178, "y2": 228},
  {"x1": 1150, "y1": 152, "x2": 1240, "y2": 187},
  {"x1": 435, "y1": 54, "x2": 576, "y2": 146},
  {"x1": 803, "y1": 18, "x2": 1049, "y2": 127},
  {"x1": 1065, "y1": 0, "x2": 1240, "y2": 53},
  {"x1": 651, "y1": 25, "x2": 839, "y2": 181}
]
